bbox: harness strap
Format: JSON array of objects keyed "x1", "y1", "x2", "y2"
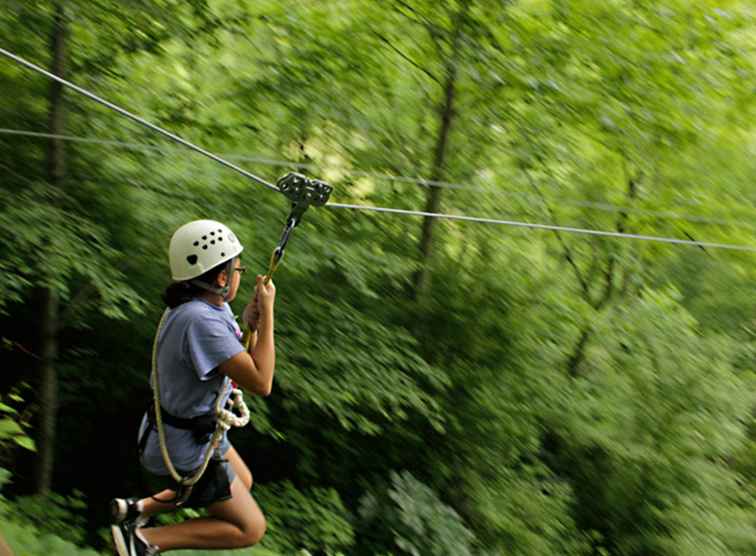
[{"x1": 144, "y1": 404, "x2": 216, "y2": 443}]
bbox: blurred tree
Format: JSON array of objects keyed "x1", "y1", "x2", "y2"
[
  {"x1": 356, "y1": 471, "x2": 476, "y2": 556},
  {"x1": 0, "y1": 1, "x2": 753, "y2": 554},
  {"x1": 0, "y1": 0, "x2": 219, "y2": 494}
]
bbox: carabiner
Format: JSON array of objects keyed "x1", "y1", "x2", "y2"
[{"x1": 264, "y1": 172, "x2": 332, "y2": 283}]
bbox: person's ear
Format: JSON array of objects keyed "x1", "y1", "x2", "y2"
[{"x1": 217, "y1": 269, "x2": 228, "y2": 288}]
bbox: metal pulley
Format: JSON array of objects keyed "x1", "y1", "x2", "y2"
[{"x1": 264, "y1": 172, "x2": 332, "y2": 283}]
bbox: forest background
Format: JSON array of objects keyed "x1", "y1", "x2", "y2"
[{"x1": 0, "y1": 1, "x2": 754, "y2": 555}]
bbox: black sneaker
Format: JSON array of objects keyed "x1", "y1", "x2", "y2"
[
  {"x1": 111, "y1": 521, "x2": 159, "y2": 556},
  {"x1": 111, "y1": 497, "x2": 147, "y2": 527}
]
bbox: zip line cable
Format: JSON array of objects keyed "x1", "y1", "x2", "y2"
[
  {"x1": 62, "y1": 169, "x2": 756, "y2": 252},
  {"x1": 2, "y1": 47, "x2": 755, "y2": 253},
  {"x1": 0, "y1": 48, "x2": 278, "y2": 192},
  {"x1": 325, "y1": 203, "x2": 756, "y2": 252},
  {"x1": 2, "y1": 128, "x2": 753, "y2": 229}
]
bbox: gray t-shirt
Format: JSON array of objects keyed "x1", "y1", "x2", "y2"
[{"x1": 139, "y1": 299, "x2": 245, "y2": 474}]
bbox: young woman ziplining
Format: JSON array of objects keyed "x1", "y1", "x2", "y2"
[{"x1": 110, "y1": 219, "x2": 275, "y2": 556}]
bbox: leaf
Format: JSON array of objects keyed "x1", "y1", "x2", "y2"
[
  {"x1": 14, "y1": 436, "x2": 36, "y2": 452},
  {"x1": 0, "y1": 418, "x2": 23, "y2": 437}
]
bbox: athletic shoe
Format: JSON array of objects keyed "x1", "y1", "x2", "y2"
[
  {"x1": 111, "y1": 497, "x2": 147, "y2": 527},
  {"x1": 111, "y1": 521, "x2": 159, "y2": 556}
]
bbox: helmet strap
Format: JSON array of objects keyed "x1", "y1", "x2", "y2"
[{"x1": 190, "y1": 259, "x2": 235, "y2": 299}]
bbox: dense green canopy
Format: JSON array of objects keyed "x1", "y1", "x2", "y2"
[{"x1": 0, "y1": 1, "x2": 754, "y2": 555}]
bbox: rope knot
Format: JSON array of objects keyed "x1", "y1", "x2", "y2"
[{"x1": 217, "y1": 388, "x2": 250, "y2": 429}]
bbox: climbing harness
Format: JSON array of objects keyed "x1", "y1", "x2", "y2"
[
  {"x1": 144, "y1": 175, "x2": 331, "y2": 503},
  {"x1": 145, "y1": 308, "x2": 251, "y2": 506}
]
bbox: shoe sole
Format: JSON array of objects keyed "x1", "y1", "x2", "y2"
[{"x1": 111, "y1": 524, "x2": 130, "y2": 556}]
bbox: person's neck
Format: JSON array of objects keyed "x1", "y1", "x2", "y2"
[{"x1": 198, "y1": 291, "x2": 225, "y2": 307}]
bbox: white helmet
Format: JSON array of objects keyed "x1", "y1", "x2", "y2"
[{"x1": 169, "y1": 220, "x2": 244, "y2": 281}]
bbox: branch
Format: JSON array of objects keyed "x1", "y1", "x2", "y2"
[
  {"x1": 595, "y1": 172, "x2": 640, "y2": 309},
  {"x1": 681, "y1": 229, "x2": 710, "y2": 254},
  {"x1": 523, "y1": 168, "x2": 591, "y2": 299},
  {"x1": 373, "y1": 31, "x2": 441, "y2": 85},
  {"x1": 392, "y1": 0, "x2": 444, "y2": 35},
  {"x1": 567, "y1": 328, "x2": 591, "y2": 378},
  {"x1": 5, "y1": 339, "x2": 41, "y2": 360}
]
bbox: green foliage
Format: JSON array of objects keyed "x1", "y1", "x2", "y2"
[
  {"x1": 0, "y1": 385, "x2": 35, "y2": 456},
  {"x1": 0, "y1": 184, "x2": 143, "y2": 320},
  {"x1": 554, "y1": 288, "x2": 756, "y2": 555},
  {"x1": 357, "y1": 471, "x2": 476, "y2": 556},
  {"x1": 465, "y1": 467, "x2": 590, "y2": 556},
  {"x1": 277, "y1": 295, "x2": 448, "y2": 435},
  {"x1": 0, "y1": 520, "x2": 102, "y2": 556},
  {"x1": 255, "y1": 481, "x2": 354, "y2": 555},
  {"x1": 0, "y1": 1, "x2": 754, "y2": 555},
  {"x1": 10, "y1": 490, "x2": 89, "y2": 547},
  {"x1": 0, "y1": 468, "x2": 99, "y2": 556}
]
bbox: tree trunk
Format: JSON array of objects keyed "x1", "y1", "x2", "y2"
[
  {"x1": 413, "y1": 71, "x2": 456, "y2": 299},
  {"x1": 412, "y1": 3, "x2": 469, "y2": 300},
  {"x1": 35, "y1": 1, "x2": 67, "y2": 495}
]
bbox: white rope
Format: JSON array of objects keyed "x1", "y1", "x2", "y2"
[
  {"x1": 326, "y1": 203, "x2": 756, "y2": 253},
  {"x1": 218, "y1": 389, "x2": 250, "y2": 429}
]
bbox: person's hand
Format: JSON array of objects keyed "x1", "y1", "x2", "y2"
[
  {"x1": 255, "y1": 275, "x2": 276, "y2": 313},
  {"x1": 242, "y1": 292, "x2": 259, "y2": 330}
]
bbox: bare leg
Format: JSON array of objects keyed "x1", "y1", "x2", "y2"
[
  {"x1": 136, "y1": 443, "x2": 251, "y2": 518},
  {"x1": 139, "y1": 476, "x2": 266, "y2": 551},
  {"x1": 138, "y1": 489, "x2": 179, "y2": 517},
  {"x1": 224, "y1": 444, "x2": 253, "y2": 490}
]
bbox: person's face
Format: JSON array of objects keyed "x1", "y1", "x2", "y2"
[{"x1": 220, "y1": 257, "x2": 245, "y2": 301}]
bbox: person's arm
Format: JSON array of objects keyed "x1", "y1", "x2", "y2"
[{"x1": 219, "y1": 276, "x2": 276, "y2": 396}]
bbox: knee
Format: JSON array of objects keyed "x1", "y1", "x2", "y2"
[{"x1": 241, "y1": 514, "x2": 266, "y2": 547}]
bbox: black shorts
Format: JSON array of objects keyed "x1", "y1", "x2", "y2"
[{"x1": 141, "y1": 454, "x2": 236, "y2": 509}]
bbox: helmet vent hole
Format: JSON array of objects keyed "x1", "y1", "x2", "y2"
[
  {"x1": 193, "y1": 241, "x2": 199, "y2": 246},
  {"x1": 210, "y1": 231, "x2": 215, "y2": 235},
  {"x1": 202, "y1": 245, "x2": 208, "y2": 250},
  {"x1": 202, "y1": 235, "x2": 207, "y2": 240},
  {"x1": 221, "y1": 252, "x2": 225, "y2": 257},
  {"x1": 211, "y1": 240, "x2": 216, "y2": 244},
  {"x1": 186, "y1": 255, "x2": 198, "y2": 265},
  {"x1": 218, "y1": 237, "x2": 223, "y2": 241}
]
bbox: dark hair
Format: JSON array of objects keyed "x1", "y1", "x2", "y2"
[{"x1": 162, "y1": 259, "x2": 231, "y2": 308}]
